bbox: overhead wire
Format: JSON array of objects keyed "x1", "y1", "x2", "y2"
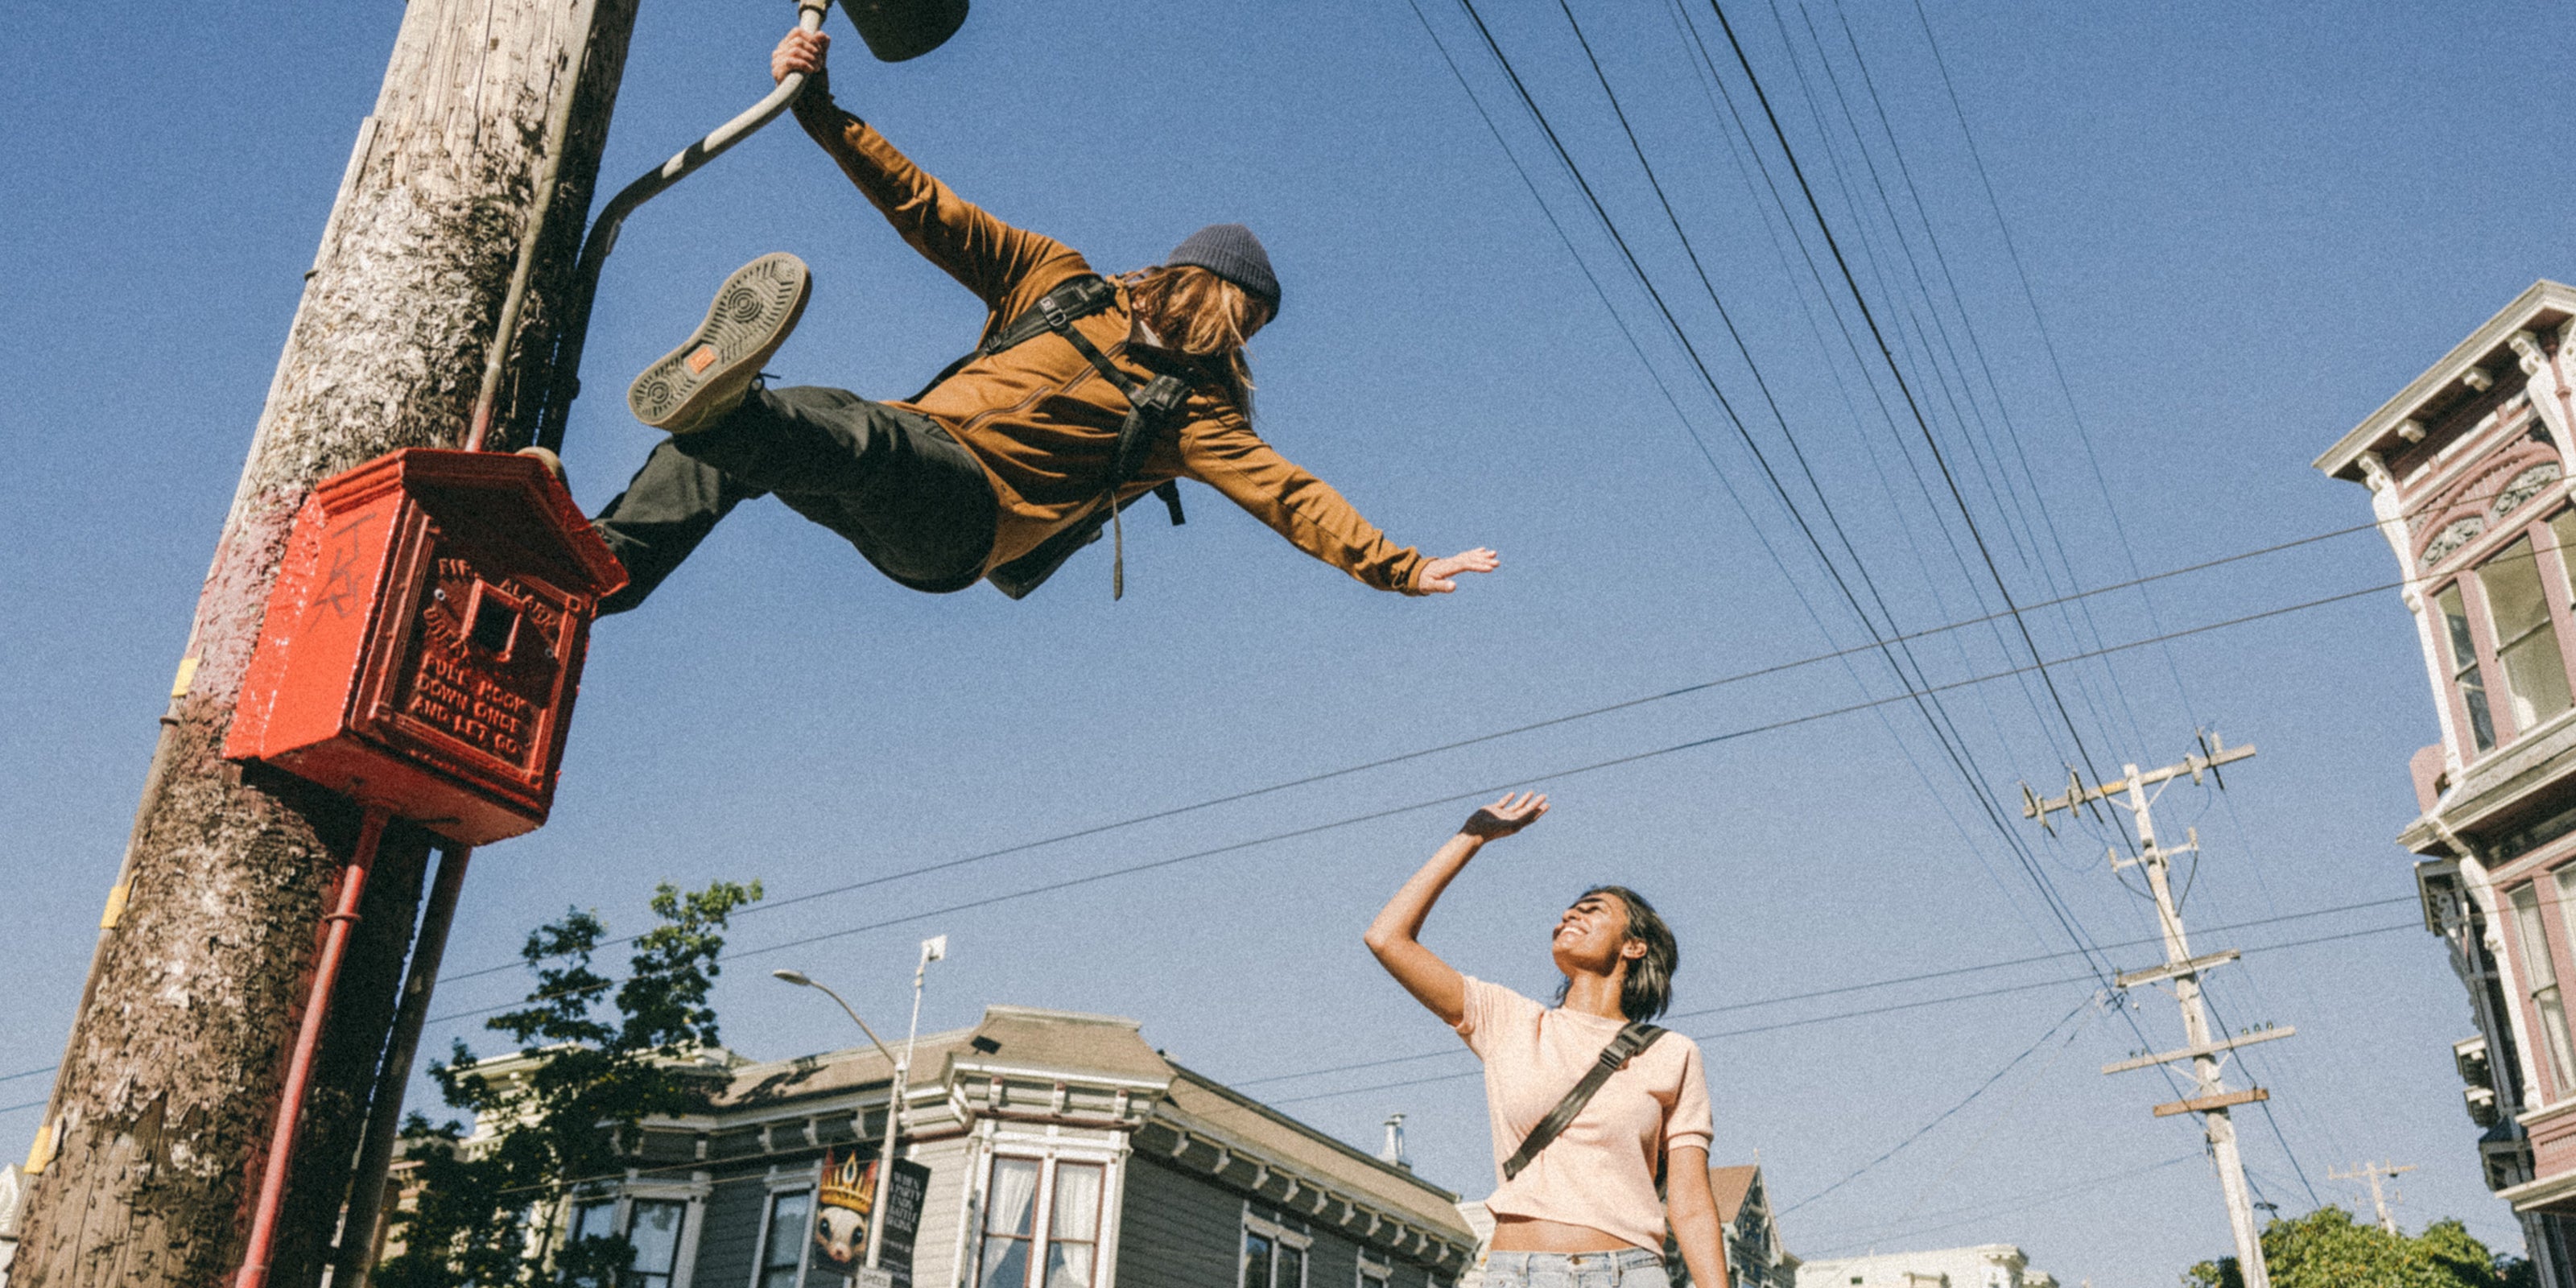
[
  {"x1": 1232, "y1": 897, "x2": 2415, "y2": 1092},
  {"x1": 1267, "y1": 921, "x2": 2414, "y2": 1127},
  {"x1": 419, "y1": 578, "x2": 2407, "y2": 1030},
  {"x1": 1776, "y1": 993, "x2": 2105, "y2": 1216},
  {"x1": 1446, "y1": 0, "x2": 2138, "y2": 1051},
  {"x1": 1810, "y1": 0, "x2": 2156, "y2": 762},
  {"x1": 1397, "y1": 0, "x2": 2011, "y2": 946},
  {"x1": 1532, "y1": 0, "x2": 2123, "y2": 1001},
  {"x1": 428, "y1": 510, "x2": 2396, "y2": 991},
  {"x1": 1704, "y1": 0, "x2": 2118, "y2": 796}
]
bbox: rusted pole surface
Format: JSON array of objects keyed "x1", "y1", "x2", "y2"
[{"x1": 14, "y1": 2, "x2": 641, "y2": 1284}]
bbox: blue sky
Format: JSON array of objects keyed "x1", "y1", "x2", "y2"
[{"x1": 6, "y1": 1, "x2": 2574, "y2": 1282}]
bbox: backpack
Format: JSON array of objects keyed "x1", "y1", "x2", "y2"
[{"x1": 913, "y1": 274, "x2": 1204, "y2": 600}]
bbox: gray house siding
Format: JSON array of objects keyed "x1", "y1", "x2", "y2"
[
  {"x1": 1117, "y1": 1154, "x2": 1245, "y2": 1288},
  {"x1": 691, "y1": 1164, "x2": 778, "y2": 1288},
  {"x1": 906, "y1": 1136, "x2": 975, "y2": 1288},
  {"x1": 1302, "y1": 1226, "x2": 1358, "y2": 1288}
]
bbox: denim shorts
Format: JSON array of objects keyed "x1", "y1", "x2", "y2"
[{"x1": 1480, "y1": 1249, "x2": 1670, "y2": 1288}]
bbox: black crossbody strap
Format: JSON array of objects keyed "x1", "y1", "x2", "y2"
[
  {"x1": 906, "y1": 275, "x2": 1121, "y2": 402},
  {"x1": 1501, "y1": 1022, "x2": 1666, "y2": 1183}
]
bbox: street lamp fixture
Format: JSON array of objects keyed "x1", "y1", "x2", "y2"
[
  {"x1": 770, "y1": 968, "x2": 899, "y2": 1067},
  {"x1": 771, "y1": 940, "x2": 946, "y2": 1277}
]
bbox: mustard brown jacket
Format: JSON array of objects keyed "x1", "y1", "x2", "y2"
[{"x1": 792, "y1": 93, "x2": 1427, "y2": 594}]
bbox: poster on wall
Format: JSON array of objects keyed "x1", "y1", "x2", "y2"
[
  {"x1": 814, "y1": 1147, "x2": 877, "y2": 1278},
  {"x1": 812, "y1": 1149, "x2": 932, "y2": 1288}
]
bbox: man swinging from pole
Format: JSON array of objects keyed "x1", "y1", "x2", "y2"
[{"x1": 578, "y1": 27, "x2": 1501, "y2": 611}]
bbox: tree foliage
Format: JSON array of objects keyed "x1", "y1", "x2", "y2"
[
  {"x1": 376, "y1": 879, "x2": 762, "y2": 1288},
  {"x1": 2182, "y1": 1206, "x2": 2534, "y2": 1288}
]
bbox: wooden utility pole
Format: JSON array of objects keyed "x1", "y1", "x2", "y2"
[
  {"x1": 2025, "y1": 733, "x2": 2291, "y2": 1288},
  {"x1": 14, "y1": 2, "x2": 641, "y2": 1284},
  {"x1": 2328, "y1": 1161, "x2": 2417, "y2": 1233}
]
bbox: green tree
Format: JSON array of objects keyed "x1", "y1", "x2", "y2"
[
  {"x1": 2182, "y1": 1206, "x2": 2535, "y2": 1288},
  {"x1": 376, "y1": 878, "x2": 762, "y2": 1288}
]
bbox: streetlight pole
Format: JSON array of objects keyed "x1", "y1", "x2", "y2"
[
  {"x1": 870, "y1": 936, "x2": 946, "y2": 1273},
  {"x1": 772, "y1": 935, "x2": 943, "y2": 1283}
]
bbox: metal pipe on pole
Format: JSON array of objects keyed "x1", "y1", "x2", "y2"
[{"x1": 868, "y1": 935, "x2": 945, "y2": 1275}]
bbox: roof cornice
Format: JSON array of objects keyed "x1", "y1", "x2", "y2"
[{"x1": 2315, "y1": 279, "x2": 2576, "y2": 481}]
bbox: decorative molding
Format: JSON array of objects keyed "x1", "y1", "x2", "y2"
[
  {"x1": 2421, "y1": 518, "x2": 2487, "y2": 569},
  {"x1": 2513, "y1": 330, "x2": 2549, "y2": 377},
  {"x1": 2492, "y1": 464, "x2": 2563, "y2": 519}
]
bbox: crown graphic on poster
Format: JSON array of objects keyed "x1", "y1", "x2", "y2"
[{"x1": 820, "y1": 1147, "x2": 877, "y2": 1215}]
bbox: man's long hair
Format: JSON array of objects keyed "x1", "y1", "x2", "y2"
[{"x1": 1118, "y1": 265, "x2": 1263, "y2": 415}]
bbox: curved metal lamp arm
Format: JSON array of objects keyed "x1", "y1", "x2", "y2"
[
  {"x1": 533, "y1": 0, "x2": 834, "y2": 449},
  {"x1": 782, "y1": 971, "x2": 902, "y2": 1067}
]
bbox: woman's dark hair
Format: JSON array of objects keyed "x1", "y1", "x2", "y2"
[{"x1": 1554, "y1": 885, "x2": 1678, "y2": 1023}]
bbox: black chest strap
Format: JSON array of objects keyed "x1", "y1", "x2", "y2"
[
  {"x1": 943, "y1": 274, "x2": 1212, "y2": 600},
  {"x1": 1500, "y1": 1022, "x2": 1668, "y2": 1183}
]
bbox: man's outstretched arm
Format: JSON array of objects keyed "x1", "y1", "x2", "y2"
[
  {"x1": 774, "y1": 29, "x2": 1078, "y2": 311},
  {"x1": 1178, "y1": 414, "x2": 1497, "y2": 596}
]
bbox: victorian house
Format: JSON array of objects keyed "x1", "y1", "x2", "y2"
[
  {"x1": 380, "y1": 1004, "x2": 1477, "y2": 1288},
  {"x1": 2315, "y1": 279, "x2": 2576, "y2": 1282}
]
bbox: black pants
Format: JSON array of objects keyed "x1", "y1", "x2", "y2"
[{"x1": 592, "y1": 386, "x2": 997, "y2": 613}]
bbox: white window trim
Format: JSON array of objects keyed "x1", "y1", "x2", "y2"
[
  {"x1": 627, "y1": 1191, "x2": 705, "y2": 1288},
  {"x1": 970, "y1": 1141, "x2": 1125, "y2": 1288},
  {"x1": 1356, "y1": 1249, "x2": 1393, "y2": 1288},
  {"x1": 1241, "y1": 1203, "x2": 1312, "y2": 1288},
  {"x1": 750, "y1": 1180, "x2": 818, "y2": 1288},
  {"x1": 565, "y1": 1177, "x2": 708, "y2": 1288}
]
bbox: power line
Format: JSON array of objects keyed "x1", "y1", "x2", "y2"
[
  {"x1": 1274, "y1": 927, "x2": 2422, "y2": 1109},
  {"x1": 1705, "y1": 0, "x2": 2112, "y2": 787},
  {"x1": 423, "y1": 578, "x2": 2401, "y2": 1028},
  {"x1": 1452, "y1": 0, "x2": 2131, "y2": 1049},
  {"x1": 1234, "y1": 898, "x2": 2416, "y2": 1090},
  {"x1": 1778, "y1": 993, "x2": 2104, "y2": 1216},
  {"x1": 433, "y1": 507, "x2": 2393, "y2": 989}
]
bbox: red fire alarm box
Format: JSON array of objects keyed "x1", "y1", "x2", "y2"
[{"x1": 225, "y1": 449, "x2": 628, "y2": 844}]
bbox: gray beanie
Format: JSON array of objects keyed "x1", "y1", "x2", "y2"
[{"x1": 1166, "y1": 223, "x2": 1281, "y2": 317}]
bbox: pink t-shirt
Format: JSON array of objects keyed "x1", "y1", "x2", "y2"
[{"x1": 1455, "y1": 976, "x2": 1713, "y2": 1252}]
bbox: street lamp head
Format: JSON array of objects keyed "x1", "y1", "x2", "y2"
[
  {"x1": 772, "y1": 968, "x2": 814, "y2": 987},
  {"x1": 920, "y1": 935, "x2": 947, "y2": 965}
]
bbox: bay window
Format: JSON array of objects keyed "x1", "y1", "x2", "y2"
[
  {"x1": 2480, "y1": 536, "x2": 2573, "y2": 729},
  {"x1": 2511, "y1": 882, "x2": 2576, "y2": 1097},
  {"x1": 979, "y1": 1156, "x2": 1108, "y2": 1288},
  {"x1": 2439, "y1": 584, "x2": 2499, "y2": 753}
]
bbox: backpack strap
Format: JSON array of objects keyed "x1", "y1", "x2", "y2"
[
  {"x1": 909, "y1": 275, "x2": 1123, "y2": 402},
  {"x1": 1501, "y1": 1022, "x2": 1666, "y2": 1183},
  {"x1": 944, "y1": 275, "x2": 1212, "y2": 599}
]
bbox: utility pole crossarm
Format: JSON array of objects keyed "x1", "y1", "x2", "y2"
[
  {"x1": 2102, "y1": 1026, "x2": 2296, "y2": 1075},
  {"x1": 2116, "y1": 948, "x2": 2241, "y2": 990},
  {"x1": 2020, "y1": 734, "x2": 2256, "y2": 826},
  {"x1": 2153, "y1": 1088, "x2": 2269, "y2": 1117}
]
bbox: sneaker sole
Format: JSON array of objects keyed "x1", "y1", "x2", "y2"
[{"x1": 628, "y1": 252, "x2": 812, "y2": 432}]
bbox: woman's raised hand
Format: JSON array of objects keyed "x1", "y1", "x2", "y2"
[
  {"x1": 1414, "y1": 547, "x2": 1499, "y2": 594},
  {"x1": 773, "y1": 28, "x2": 831, "y2": 85},
  {"x1": 1461, "y1": 791, "x2": 1548, "y2": 840}
]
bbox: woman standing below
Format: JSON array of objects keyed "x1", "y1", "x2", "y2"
[{"x1": 1364, "y1": 794, "x2": 1728, "y2": 1288}]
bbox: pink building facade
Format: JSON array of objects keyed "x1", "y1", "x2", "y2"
[{"x1": 2318, "y1": 280, "x2": 2576, "y2": 1282}]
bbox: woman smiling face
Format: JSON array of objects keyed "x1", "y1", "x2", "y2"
[{"x1": 1551, "y1": 890, "x2": 1647, "y2": 980}]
